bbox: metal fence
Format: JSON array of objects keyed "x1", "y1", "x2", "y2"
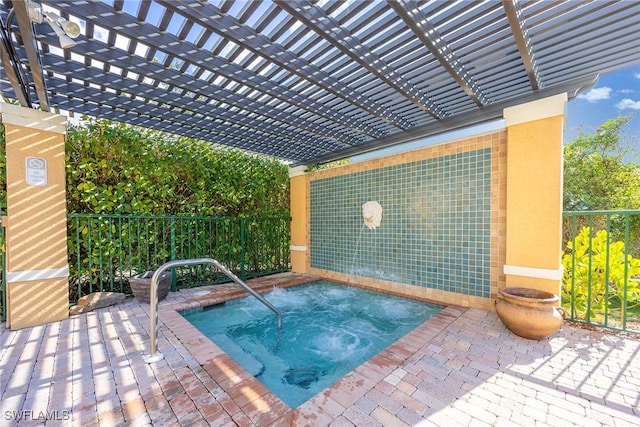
[
  {"x1": 0, "y1": 214, "x2": 5, "y2": 322},
  {"x1": 0, "y1": 213, "x2": 289, "y2": 320},
  {"x1": 562, "y1": 210, "x2": 640, "y2": 333},
  {"x1": 67, "y1": 213, "x2": 290, "y2": 302}
]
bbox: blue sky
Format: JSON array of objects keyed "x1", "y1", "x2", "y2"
[
  {"x1": 564, "y1": 65, "x2": 640, "y2": 144},
  {"x1": 354, "y1": 65, "x2": 640, "y2": 162}
]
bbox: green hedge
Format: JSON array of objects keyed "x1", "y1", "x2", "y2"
[{"x1": 66, "y1": 119, "x2": 289, "y2": 216}]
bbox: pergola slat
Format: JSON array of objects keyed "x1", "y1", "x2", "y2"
[{"x1": 0, "y1": 0, "x2": 638, "y2": 164}]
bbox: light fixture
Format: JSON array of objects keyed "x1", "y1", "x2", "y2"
[{"x1": 27, "y1": 1, "x2": 80, "y2": 49}]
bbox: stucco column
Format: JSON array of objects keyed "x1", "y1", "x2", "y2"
[
  {"x1": 502, "y1": 93, "x2": 567, "y2": 296},
  {"x1": 289, "y1": 166, "x2": 308, "y2": 273},
  {"x1": 1, "y1": 103, "x2": 69, "y2": 329}
]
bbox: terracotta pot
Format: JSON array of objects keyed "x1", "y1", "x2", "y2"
[{"x1": 495, "y1": 287, "x2": 566, "y2": 340}]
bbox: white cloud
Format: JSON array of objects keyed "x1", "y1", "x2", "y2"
[
  {"x1": 615, "y1": 98, "x2": 640, "y2": 110},
  {"x1": 635, "y1": 72, "x2": 640, "y2": 79},
  {"x1": 577, "y1": 87, "x2": 612, "y2": 103},
  {"x1": 620, "y1": 89, "x2": 635, "y2": 94}
]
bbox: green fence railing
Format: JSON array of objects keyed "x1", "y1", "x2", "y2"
[
  {"x1": 0, "y1": 213, "x2": 5, "y2": 322},
  {"x1": 67, "y1": 213, "x2": 290, "y2": 303},
  {"x1": 562, "y1": 210, "x2": 640, "y2": 333}
]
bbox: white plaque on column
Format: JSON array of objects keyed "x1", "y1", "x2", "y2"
[{"x1": 25, "y1": 156, "x2": 47, "y2": 186}]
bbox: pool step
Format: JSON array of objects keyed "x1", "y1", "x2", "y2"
[{"x1": 212, "y1": 334, "x2": 265, "y2": 377}]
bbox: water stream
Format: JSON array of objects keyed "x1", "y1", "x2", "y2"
[{"x1": 348, "y1": 223, "x2": 367, "y2": 285}]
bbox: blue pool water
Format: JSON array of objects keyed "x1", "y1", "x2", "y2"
[{"x1": 182, "y1": 281, "x2": 443, "y2": 408}]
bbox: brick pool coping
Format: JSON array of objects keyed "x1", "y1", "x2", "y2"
[{"x1": 159, "y1": 273, "x2": 463, "y2": 425}]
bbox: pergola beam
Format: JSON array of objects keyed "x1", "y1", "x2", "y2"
[
  {"x1": 0, "y1": 0, "x2": 637, "y2": 164},
  {"x1": 0, "y1": 19, "x2": 31, "y2": 106},
  {"x1": 502, "y1": 0, "x2": 541, "y2": 91},
  {"x1": 388, "y1": 0, "x2": 487, "y2": 107},
  {"x1": 11, "y1": 0, "x2": 49, "y2": 110},
  {"x1": 53, "y1": 0, "x2": 386, "y2": 141}
]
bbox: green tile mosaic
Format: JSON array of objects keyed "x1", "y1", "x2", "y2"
[{"x1": 310, "y1": 148, "x2": 492, "y2": 298}]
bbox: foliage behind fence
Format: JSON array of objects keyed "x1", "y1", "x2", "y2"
[
  {"x1": 0, "y1": 214, "x2": 5, "y2": 321},
  {"x1": 562, "y1": 210, "x2": 640, "y2": 333},
  {"x1": 67, "y1": 213, "x2": 290, "y2": 302}
]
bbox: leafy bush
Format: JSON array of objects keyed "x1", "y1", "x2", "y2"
[
  {"x1": 563, "y1": 114, "x2": 639, "y2": 211},
  {"x1": 66, "y1": 119, "x2": 289, "y2": 217},
  {"x1": 562, "y1": 226, "x2": 640, "y2": 323}
]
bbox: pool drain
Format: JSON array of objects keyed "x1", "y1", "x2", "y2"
[{"x1": 284, "y1": 367, "x2": 323, "y2": 389}]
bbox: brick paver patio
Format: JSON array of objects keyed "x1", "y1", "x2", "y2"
[{"x1": 1, "y1": 273, "x2": 639, "y2": 426}]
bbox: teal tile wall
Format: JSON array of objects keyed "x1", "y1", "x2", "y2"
[{"x1": 310, "y1": 148, "x2": 492, "y2": 298}]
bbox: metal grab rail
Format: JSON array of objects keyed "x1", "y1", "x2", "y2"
[{"x1": 143, "y1": 258, "x2": 282, "y2": 363}]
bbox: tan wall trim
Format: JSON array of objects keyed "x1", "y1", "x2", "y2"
[
  {"x1": 289, "y1": 171, "x2": 310, "y2": 272},
  {"x1": 503, "y1": 265, "x2": 563, "y2": 281},
  {"x1": 503, "y1": 93, "x2": 567, "y2": 126},
  {"x1": 288, "y1": 165, "x2": 307, "y2": 178},
  {"x1": 0, "y1": 102, "x2": 67, "y2": 134},
  {"x1": 6, "y1": 267, "x2": 70, "y2": 283}
]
